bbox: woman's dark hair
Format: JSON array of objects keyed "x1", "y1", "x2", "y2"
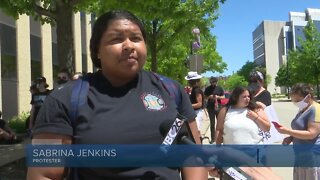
[
  {"x1": 227, "y1": 86, "x2": 259, "y2": 110},
  {"x1": 90, "y1": 10, "x2": 147, "y2": 68},
  {"x1": 249, "y1": 70, "x2": 264, "y2": 83},
  {"x1": 290, "y1": 83, "x2": 314, "y2": 99}
]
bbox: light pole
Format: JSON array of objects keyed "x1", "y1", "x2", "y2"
[
  {"x1": 281, "y1": 35, "x2": 289, "y2": 99},
  {"x1": 191, "y1": 28, "x2": 201, "y2": 73}
]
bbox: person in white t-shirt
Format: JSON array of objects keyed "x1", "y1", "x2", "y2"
[
  {"x1": 215, "y1": 86, "x2": 270, "y2": 145},
  {"x1": 210, "y1": 86, "x2": 276, "y2": 179}
]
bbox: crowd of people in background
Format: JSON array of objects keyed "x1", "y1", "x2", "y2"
[
  {"x1": 183, "y1": 69, "x2": 320, "y2": 179},
  {"x1": 184, "y1": 70, "x2": 272, "y2": 145},
  {"x1": 26, "y1": 70, "x2": 85, "y2": 134}
]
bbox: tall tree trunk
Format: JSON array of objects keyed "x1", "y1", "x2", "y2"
[
  {"x1": 150, "y1": 20, "x2": 158, "y2": 72},
  {"x1": 56, "y1": 4, "x2": 74, "y2": 75}
]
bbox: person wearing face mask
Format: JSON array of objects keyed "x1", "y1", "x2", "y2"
[
  {"x1": 248, "y1": 71, "x2": 271, "y2": 108},
  {"x1": 55, "y1": 69, "x2": 70, "y2": 87},
  {"x1": 275, "y1": 83, "x2": 320, "y2": 179},
  {"x1": 28, "y1": 77, "x2": 51, "y2": 130}
]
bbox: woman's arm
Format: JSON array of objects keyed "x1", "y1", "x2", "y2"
[
  {"x1": 192, "y1": 92, "x2": 203, "y2": 110},
  {"x1": 27, "y1": 133, "x2": 72, "y2": 180},
  {"x1": 181, "y1": 120, "x2": 208, "y2": 180},
  {"x1": 182, "y1": 167, "x2": 208, "y2": 180},
  {"x1": 277, "y1": 121, "x2": 320, "y2": 140},
  {"x1": 215, "y1": 107, "x2": 227, "y2": 145},
  {"x1": 247, "y1": 108, "x2": 271, "y2": 132},
  {"x1": 188, "y1": 120, "x2": 201, "y2": 144}
]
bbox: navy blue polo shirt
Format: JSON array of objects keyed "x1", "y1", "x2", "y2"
[{"x1": 33, "y1": 70, "x2": 196, "y2": 180}]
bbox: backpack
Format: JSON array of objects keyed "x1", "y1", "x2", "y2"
[{"x1": 69, "y1": 73, "x2": 182, "y2": 125}]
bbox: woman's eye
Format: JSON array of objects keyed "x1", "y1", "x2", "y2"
[
  {"x1": 110, "y1": 38, "x2": 121, "y2": 42},
  {"x1": 131, "y1": 36, "x2": 143, "y2": 42}
]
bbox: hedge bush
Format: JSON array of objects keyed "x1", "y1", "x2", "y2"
[{"x1": 8, "y1": 111, "x2": 30, "y2": 134}]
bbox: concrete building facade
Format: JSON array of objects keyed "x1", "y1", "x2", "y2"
[
  {"x1": 0, "y1": 11, "x2": 93, "y2": 119},
  {"x1": 252, "y1": 21, "x2": 286, "y2": 94},
  {"x1": 252, "y1": 8, "x2": 320, "y2": 94}
]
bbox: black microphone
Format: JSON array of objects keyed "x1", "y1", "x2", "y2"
[
  {"x1": 159, "y1": 115, "x2": 252, "y2": 179},
  {"x1": 159, "y1": 113, "x2": 195, "y2": 146},
  {"x1": 180, "y1": 135, "x2": 195, "y2": 145}
]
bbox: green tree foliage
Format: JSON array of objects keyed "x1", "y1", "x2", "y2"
[
  {"x1": 237, "y1": 61, "x2": 256, "y2": 81},
  {"x1": 224, "y1": 74, "x2": 248, "y2": 91},
  {"x1": 235, "y1": 62, "x2": 271, "y2": 88},
  {"x1": 198, "y1": 34, "x2": 227, "y2": 73},
  {"x1": 0, "y1": 0, "x2": 96, "y2": 74},
  {"x1": 88, "y1": 0, "x2": 226, "y2": 80},
  {"x1": 279, "y1": 20, "x2": 320, "y2": 97},
  {"x1": 275, "y1": 64, "x2": 291, "y2": 87}
]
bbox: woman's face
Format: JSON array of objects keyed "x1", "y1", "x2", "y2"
[
  {"x1": 237, "y1": 90, "x2": 250, "y2": 108},
  {"x1": 98, "y1": 19, "x2": 147, "y2": 81},
  {"x1": 290, "y1": 93, "x2": 304, "y2": 103}
]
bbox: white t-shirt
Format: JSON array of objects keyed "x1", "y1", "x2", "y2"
[
  {"x1": 223, "y1": 107, "x2": 263, "y2": 144},
  {"x1": 195, "y1": 109, "x2": 204, "y2": 130}
]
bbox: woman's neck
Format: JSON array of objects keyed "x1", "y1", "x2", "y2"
[
  {"x1": 101, "y1": 70, "x2": 138, "y2": 87},
  {"x1": 254, "y1": 87, "x2": 265, "y2": 97}
]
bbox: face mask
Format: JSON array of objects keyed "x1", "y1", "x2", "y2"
[
  {"x1": 57, "y1": 79, "x2": 68, "y2": 85},
  {"x1": 293, "y1": 95, "x2": 309, "y2": 110},
  {"x1": 248, "y1": 83, "x2": 260, "y2": 93}
]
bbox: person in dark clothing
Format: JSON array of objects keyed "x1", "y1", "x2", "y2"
[
  {"x1": 27, "y1": 10, "x2": 207, "y2": 180},
  {"x1": 0, "y1": 111, "x2": 18, "y2": 144},
  {"x1": 248, "y1": 71, "x2": 271, "y2": 108},
  {"x1": 185, "y1": 71, "x2": 205, "y2": 135},
  {"x1": 54, "y1": 68, "x2": 70, "y2": 88},
  {"x1": 204, "y1": 77, "x2": 224, "y2": 143},
  {"x1": 28, "y1": 76, "x2": 51, "y2": 129}
]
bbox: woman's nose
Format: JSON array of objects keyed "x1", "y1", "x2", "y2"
[{"x1": 123, "y1": 39, "x2": 134, "y2": 52}]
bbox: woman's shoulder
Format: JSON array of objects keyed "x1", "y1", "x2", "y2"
[
  {"x1": 308, "y1": 102, "x2": 320, "y2": 115},
  {"x1": 49, "y1": 73, "x2": 95, "y2": 102},
  {"x1": 144, "y1": 70, "x2": 182, "y2": 88},
  {"x1": 260, "y1": 89, "x2": 271, "y2": 97},
  {"x1": 50, "y1": 81, "x2": 75, "y2": 97}
]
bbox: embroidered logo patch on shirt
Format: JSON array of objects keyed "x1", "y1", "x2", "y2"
[{"x1": 141, "y1": 93, "x2": 166, "y2": 111}]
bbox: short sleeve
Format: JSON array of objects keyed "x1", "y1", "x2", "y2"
[
  {"x1": 256, "y1": 91, "x2": 272, "y2": 106},
  {"x1": 309, "y1": 104, "x2": 320, "y2": 123},
  {"x1": 32, "y1": 95, "x2": 73, "y2": 137},
  {"x1": 204, "y1": 86, "x2": 211, "y2": 96}
]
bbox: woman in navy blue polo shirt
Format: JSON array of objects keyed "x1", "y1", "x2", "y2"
[{"x1": 27, "y1": 10, "x2": 207, "y2": 180}]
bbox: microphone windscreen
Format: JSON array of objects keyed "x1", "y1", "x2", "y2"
[{"x1": 159, "y1": 113, "x2": 195, "y2": 145}]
